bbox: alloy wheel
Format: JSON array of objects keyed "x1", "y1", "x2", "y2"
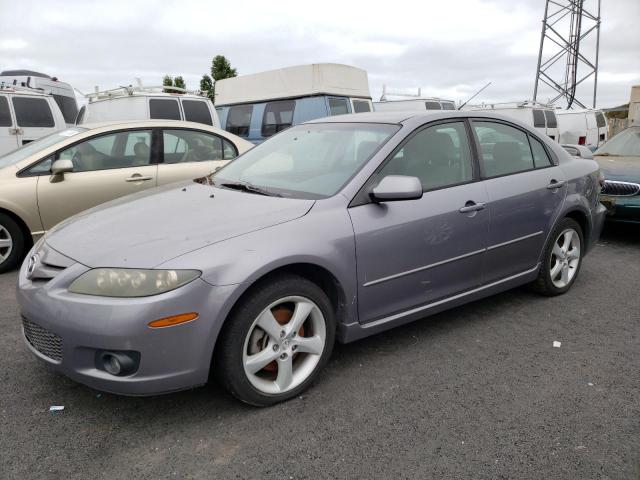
[
  {"x1": 0, "y1": 225, "x2": 13, "y2": 263},
  {"x1": 549, "y1": 228, "x2": 581, "y2": 289}
]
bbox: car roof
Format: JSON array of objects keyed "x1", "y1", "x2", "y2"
[
  {"x1": 79, "y1": 119, "x2": 213, "y2": 130},
  {"x1": 304, "y1": 110, "x2": 529, "y2": 125}
]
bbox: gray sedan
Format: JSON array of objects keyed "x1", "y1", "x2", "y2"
[{"x1": 17, "y1": 111, "x2": 606, "y2": 406}]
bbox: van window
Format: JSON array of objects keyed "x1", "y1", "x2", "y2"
[
  {"x1": 595, "y1": 111, "x2": 606, "y2": 128},
  {"x1": 473, "y1": 121, "x2": 535, "y2": 177},
  {"x1": 529, "y1": 135, "x2": 552, "y2": 168},
  {"x1": 182, "y1": 100, "x2": 213, "y2": 125},
  {"x1": 328, "y1": 98, "x2": 349, "y2": 116},
  {"x1": 53, "y1": 94, "x2": 78, "y2": 124},
  {"x1": 352, "y1": 99, "x2": 371, "y2": 113},
  {"x1": 0, "y1": 97, "x2": 11, "y2": 126},
  {"x1": 442, "y1": 102, "x2": 456, "y2": 110},
  {"x1": 12, "y1": 97, "x2": 54, "y2": 127},
  {"x1": 532, "y1": 109, "x2": 546, "y2": 128},
  {"x1": 226, "y1": 105, "x2": 253, "y2": 137},
  {"x1": 76, "y1": 105, "x2": 86, "y2": 124},
  {"x1": 149, "y1": 98, "x2": 181, "y2": 120},
  {"x1": 424, "y1": 101, "x2": 442, "y2": 110},
  {"x1": 262, "y1": 100, "x2": 295, "y2": 137},
  {"x1": 544, "y1": 110, "x2": 557, "y2": 128}
]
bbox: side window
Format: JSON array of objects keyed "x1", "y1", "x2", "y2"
[
  {"x1": 226, "y1": 105, "x2": 253, "y2": 137},
  {"x1": 532, "y1": 109, "x2": 546, "y2": 128},
  {"x1": 352, "y1": 99, "x2": 371, "y2": 113},
  {"x1": 442, "y1": 102, "x2": 456, "y2": 110},
  {"x1": 424, "y1": 101, "x2": 442, "y2": 110},
  {"x1": 182, "y1": 100, "x2": 213, "y2": 125},
  {"x1": 544, "y1": 110, "x2": 557, "y2": 128},
  {"x1": 12, "y1": 97, "x2": 54, "y2": 127},
  {"x1": 162, "y1": 129, "x2": 224, "y2": 163},
  {"x1": 223, "y1": 139, "x2": 238, "y2": 160},
  {"x1": 328, "y1": 98, "x2": 349, "y2": 116},
  {"x1": 0, "y1": 96, "x2": 12, "y2": 126},
  {"x1": 262, "y1": 100, "x2": 295, "y2": 137},
  {"x1": 76, "y1": 105, "x2": 86, "y2": 124},
  {"x1": 378, "y1": 121, "x2": 473, "y2": 191},
  {"x1": 529, "y1": 135, "x2": 553, "y2": 168},
  {"x1": 595, "y1": 112, "x2": 606, "y2": 128},
  {"x1": 473, "y1": 121, "x2": 535, "y2": 177},
  {"x1": 52, "y1": 94, "x2": 78, "y2": 124},
  {"x1": 149, "y1": 99, "x2": 181, "y2": 120},
  {"x1": 58, "y1": 130, "x2": 152, "y2": 172}
]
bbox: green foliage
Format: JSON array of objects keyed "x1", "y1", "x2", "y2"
[
  {"x1": 200, "y1": 74, "x2": 214, "y2": 101},
  {"x1": 162, "y1": 75, "x2": 173, "y2": 87},
  {"x1": 211, "y1": 55, "x2": 237, "y2": 82},
  {"x1": 174, "y1": 76, "x2": 186, "y2": 90}
]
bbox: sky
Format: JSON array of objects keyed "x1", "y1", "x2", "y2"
[{"x1": 1, "y1": 0, "x2": 638, "y2": 108}]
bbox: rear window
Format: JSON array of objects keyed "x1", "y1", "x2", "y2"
[
  {"x1": 182, "y1": 100, "x2": 213, "y2": 125},
  {"x1": 226, "y1": 104, "x2": 253, "y2": 137},
  {"x1": 544, "y1": 110, "x2": 557, "y2": 128},
  {"x1": 149, "y1": 98, "x2": 181, "y2": 120},
  {"x1": 532, "y1": 109, "x2": 546, "y2": 128},
  {"x1": 0, "y1": 96, "x2": 11, "y2": 126},
  {"x1": 352, "y1": 99, "x2": 371, "y2": 113},
  {"x1": 425, "y1": 101, "x2": 442, "y2": 110},
  {"x1": 262, "y1": 100, "x2": 295, "y2": 137},
  {"x1": 12, "y1": 97, "x2": 54, "y2": 127},
  {"x1": 53, "y1": 94, "x2": 78, "y2": 124},
  {"x1": 328, "y1": 98, "x2": 349, "y2": 116},
  {"x1": 595, "y1": 111, "x2": 606, "y2": 128}
]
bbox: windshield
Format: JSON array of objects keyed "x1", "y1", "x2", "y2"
[
  {"x1": 213, "y1": 123, "x2": 399, "y2": 198},
  {"x1": 595, "y1": 127, "x2": 640, "y2": 157},
  {"x1": 0, "y1": 128, "x2": 88, "y2": 169}
]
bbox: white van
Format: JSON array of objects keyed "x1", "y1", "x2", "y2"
[
  {"x1": 465, "y1": 102, "x2": 560, "y2": 142},
  {"x1": 556, "y1": 109, "x2": 608, "y2": 150},
  {"x1": 78, "y1": 86, "x2": 220, "y2": 128},
  {"x1": 0, "y1": 86, "x2": 66, "y2": 156},
  {"x1": 374, "y1": 98, "x2": 456, "y2": 112},
  {"x1": 0, "y1": 70, "x2": 78, "y2": 126}
]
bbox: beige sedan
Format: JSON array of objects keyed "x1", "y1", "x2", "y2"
[{"x1": 0, "y1": 119, "x2": 254, "y2": 272}]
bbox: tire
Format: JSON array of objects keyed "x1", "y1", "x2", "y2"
[
  {"x1": 530, "y1": 217, "x2": 584, "y2": 296},
  {"x1": 214, "y1": 274, "x2": 336, "y2": 407},
  {"x1": 0, "y1": 213, "x2": 26, "y2": 274}
]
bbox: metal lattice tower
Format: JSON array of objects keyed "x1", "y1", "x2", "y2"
[{"x1": 533, "y1": 0, "x2": 601, "y2": 109}]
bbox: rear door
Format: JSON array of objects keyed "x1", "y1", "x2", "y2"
[
  {"x1": 35, "y1": 129, "x2": 158, "y2": 230},
  {"x1": 595, "y1": 111, "x2": 608, "y2": 146},
  {"x1": 544, "y1": 110, "x2": 559, "y2": 142},
  {"x1": 156, "y1": 128, "x2": 238, "y2": 185},
  {"x1": 12, "y1": 95, "x2": 59, "y2": 146},
  {"x1": 471, "y1": 120, "x2": 566, "y2": 283},
  {"x1": 0, "y1": 96, "x2": 19, "y2": 154}
]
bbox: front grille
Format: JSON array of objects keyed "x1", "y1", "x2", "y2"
[
  {"x1": 22, "y1": 317, "x2": 62, "y2": 361},
  {"x1": 601, "y1": 180, "x2": 640, "y2": 197}
]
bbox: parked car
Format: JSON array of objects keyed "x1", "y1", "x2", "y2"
[
  {"x1": 0, "y1": 70, "x2": 78, "y2": 126},
  {"x1": 594, "y1": 126, "x2": 640, "y2": 223},
  {"x1": 0, "y1": 85, "x2": 67, "y2": 156},
  {"x1": 556, "y1": 108, "x2": 608, "y2": 150},
  {"x1": 215, "y1": 63, "x2": 373, "y2": 144},
  {"x1": 17, "y1": 111, "x2": 605, "y2": 406},
  {"x1": 77, "y1": 85, "x2": 220, "y2": 127},
  {"x1": 374, "y1": 98, "x2": 456, "y2": 112},
  {"x1": 0, "y1": 120, "x2": 253, "y2": 272}
]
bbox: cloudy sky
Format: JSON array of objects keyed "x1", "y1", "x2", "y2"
[{"x1": 1, "y1": 0, "x2": 638, "y2": 108}]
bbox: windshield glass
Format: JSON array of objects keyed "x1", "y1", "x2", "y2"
[
  {"x1": 0, "y1": 128, "x2": 88, "y2": 169},
  {"x1": 595, "y1": 127, "x2": 640, "y2": 157},
  {"x1": 213, "y1": 123, "x2": 399, "y2": 198}
]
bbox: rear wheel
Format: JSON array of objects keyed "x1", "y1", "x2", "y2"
[
  {"x1": 531, "y1": 217, "x2": 583, "y2": 296},
  {"x1": 0, "y1": 213, "x2": 25, "y2": 274},
  {"x1": 214, "y1": 274, "x2": 335, "y2": 406}
]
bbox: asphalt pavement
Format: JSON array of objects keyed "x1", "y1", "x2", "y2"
[{"x1": 1, "y1": 223, "x2": 638, "y2": 479}]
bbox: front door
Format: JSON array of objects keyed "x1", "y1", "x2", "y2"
[
  {"x1": 349, "y1": 120, "x2": 489, "y2": 323},
  {"x1": 37, "y1": 129, "x2": 158, "y2": 230},
  {"x1": 11, "y1": 96, "x2": 60, "y2": 146},
  {"x1": 471, "y1": 120, "x2": 566, "y2": 283},
  {"x1": 0, "y1": 96, "x2": 19, "y2": 154}
]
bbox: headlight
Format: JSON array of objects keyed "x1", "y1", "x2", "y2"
[{"x1": 68, "y1": 268, "x2": 201, "y2": 297}]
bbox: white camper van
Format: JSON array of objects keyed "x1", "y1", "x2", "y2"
[
  {"x1": 0, "y1": 70, "x2": 78, "y2": 126},
  {"x1": 556, "y1": 109, "x2": 608, "y2": 150},
  {"x1": 374, "y1": 98, "x2": 456, "y2": 112},
  {"x1": 77, "y1": 85, "x2": 220, "y2": 128},
  {"x1": 465, "y1": 102, "x2": 560, "y2": 142},
  {"x1": 0, "y1": 85, "x2": 67, "y2": 156}
]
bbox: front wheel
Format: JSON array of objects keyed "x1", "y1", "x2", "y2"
[
  {"x1": 531, "y1": 217, "x2": 583, "y2": 296},
  {"x1": 214, "y1": 274, "x2": 335, "y2": 406}
]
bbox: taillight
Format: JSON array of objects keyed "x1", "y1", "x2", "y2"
[{"x1": 578, "y1": 136, "x2": 586, "y2": 145}]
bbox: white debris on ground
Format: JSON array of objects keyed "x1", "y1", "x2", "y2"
[
  {"x1": 49, "y1": 406, "x2": 64, "y2": 412},
  {"x1": 553, "y1": 341, "x2": 562, "y2": 348}
]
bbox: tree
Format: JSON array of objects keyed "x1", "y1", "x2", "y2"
[
  {"x1": 200, "y1": 74, "x2": 214, "y2": 101},
  {"x1": 174, "y1": 76, "x2": 186, "y2": 90},
  {"x1": 208, "y1": 55, "x2": 237, "y2": 100}
]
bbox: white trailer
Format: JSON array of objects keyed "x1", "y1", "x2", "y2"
[{"x1": 556, "y1": 108, "x2": 608, "y2": 150}]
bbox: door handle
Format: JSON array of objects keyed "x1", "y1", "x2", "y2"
[
  {"x1": 547, "y1": 180, "x2": 566, "y2": 189},
  {"x1": 125, "y1": 175, "x2": 153, "y2": 182},
  {"x1": 459, "y1": 201, "x2": 485, "y2": 213}
]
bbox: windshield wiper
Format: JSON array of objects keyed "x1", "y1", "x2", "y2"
[{"x1": 218, "y1": 181, "x2": 282, "y2": 197}]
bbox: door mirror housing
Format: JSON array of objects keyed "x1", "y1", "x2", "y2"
[
  {"x1": 370, "y1": 175, "x2": 423, "y2": 202},
  {"x1": 51, "y1": 159, "x2": 74, "y2": 175}
]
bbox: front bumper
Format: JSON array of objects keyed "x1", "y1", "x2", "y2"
[
  {"x1": 599, "y1": 195, "x2": 640, "y2": 224},
  {"x1": 17, "y1": 255, "x2": 237, "y2": 396}
]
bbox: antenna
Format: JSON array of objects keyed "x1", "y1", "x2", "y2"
[{"x1": 458, "y1": 82, "x2": 492, "y2": 110}]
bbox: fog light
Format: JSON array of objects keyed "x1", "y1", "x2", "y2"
[
  {"x1": 96, "y1": 351, "x2": 140, "y2": 376},
  {"x1": 104, "y1": 354, "x2": 121, "y2": 375}
]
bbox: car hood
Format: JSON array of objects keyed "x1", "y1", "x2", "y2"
[
  {"x1": 45, "y1": 182, "x2": 315, "y2": 268},
  {"x1": 594, "y1": 156, "x2": 640, "y2": 183}
]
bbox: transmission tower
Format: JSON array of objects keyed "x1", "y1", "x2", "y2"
[{"x1": 533, "y1": 0, "x2": 601, "y2": 109}]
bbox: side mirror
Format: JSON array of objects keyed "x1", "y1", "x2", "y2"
[
  {"x1": 51, "y1": 159, "x2": 74, "y2": 175},
  {"x1": 370, "y1": 175, "x2": 423, "y2": 202},
  {"x1": 561, "y1": 144, "x2": 594, "y2": 160}
]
